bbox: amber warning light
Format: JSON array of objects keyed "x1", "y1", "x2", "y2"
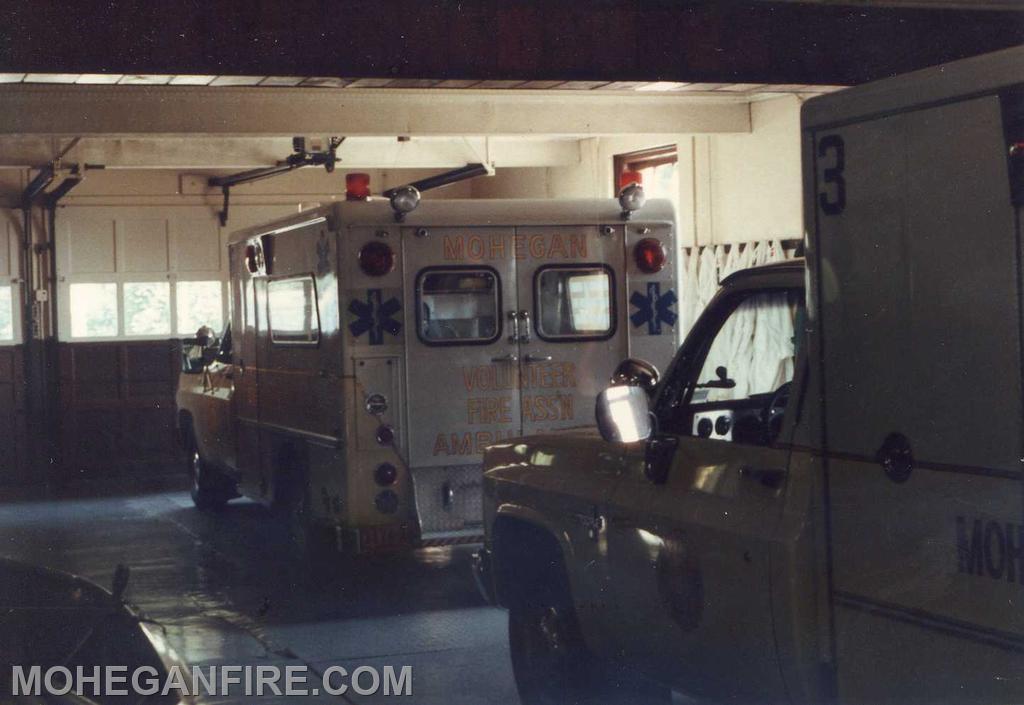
[{"x1": 634, "y1": 238, "x2": 666, "y2": 273}]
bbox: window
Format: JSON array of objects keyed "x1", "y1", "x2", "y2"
[
  {"x1": 177, "y1": 280, "x2": 224, "y2": 335},
  {"x1": 269, "y1": 276, "x2": 320, "y2": 344},
  {"x1": 70, "y1": 283, "x2": 118, "y2": 338},
  {"x1": 416, "y1": 268, "x2": 500, "y2": 345},
  {"x1": 0, "y1": 285, "x2": 12, "y2": 341},
  {"x1": 614, "y1": 145, "x2": 679, "y2": 215},
  {"x1": 679, "y1": 289, "x2": 804, "y2": 446},
  {"x1": 535, "y1": 265, "x2": 615, "y2": 341},
  {"x1": 124, "y1": 282, "x2": 171, "y2": 336}
]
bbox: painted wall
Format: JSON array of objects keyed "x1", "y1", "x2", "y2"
[{"x1": 469, "y1": 95, "x2": 804, "y2": 247}]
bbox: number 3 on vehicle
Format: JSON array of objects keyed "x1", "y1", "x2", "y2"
[{"x1": 818, "y1": 134, "x2": 846, "y2": 215}]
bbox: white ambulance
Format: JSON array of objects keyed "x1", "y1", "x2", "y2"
[{"x1": 175, "y1": 185, "x2": 678, "y2": 553}]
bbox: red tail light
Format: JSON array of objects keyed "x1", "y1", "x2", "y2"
[
  {"x1": 374, "y1": 463, "x2": 398, "y2": 486},
  {"x1": 359, "y1": 241, "x2": 395, "y2": 276},
  {"x1": 346, "y1": 172, "x2": 371, "y2": 200},
  {"x1": 375, "y1": 424, "x2": 395, "y2": 445},
  {"x1": 634, "y1": 238, "x2": 666, "y2": 273}
]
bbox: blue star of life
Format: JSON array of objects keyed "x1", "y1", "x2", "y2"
[
  {"x1": 348, "y1": 289, "x2": 402, "y2": 345},
  {"x1": 630, "y1": 282, "x2": 678, "y2": 335}
]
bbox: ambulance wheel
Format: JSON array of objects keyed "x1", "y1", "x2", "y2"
[
  {"x1": 186, "y1": 440, "x2": 231, "y2": 512},
  {"x1": 509, "y1": 575, "x2": 605, "y2": 705}
]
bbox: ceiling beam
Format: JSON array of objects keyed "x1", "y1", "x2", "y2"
[
  {"x1": 0, "y1": 136, "x2": 589, "y2": 169},
  {"x1": 0, "y1": 85, "x2": 751, "y2": 138},
  {"x1": 0, "y1": 2, "x2": 1021, "y2": 85}
]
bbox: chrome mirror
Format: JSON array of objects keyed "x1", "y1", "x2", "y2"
[{"x1": 595, "y1": 385, "x2": 652, "y2": 443}]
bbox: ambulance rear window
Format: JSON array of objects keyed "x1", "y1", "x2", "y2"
[
  {"x1": 268, "y1": 275, "x2": 320, "y2": 345},
  {"x1": 535, "y1": 265, "x2": 615, "y2": 341},
  {"x1": 416, "y1": 268, "x2": 500, "y2": 346}
]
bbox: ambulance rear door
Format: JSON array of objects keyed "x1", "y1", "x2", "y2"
[
  {"x1": 808, "y1": 93, "x2": 1024, "y2": 703},
  {"x1": 515, "y1": 225, "x2": 626, "y2": 436},
  {"x1": 403, "y1": 226, "x2": 520, "y2": 540}
]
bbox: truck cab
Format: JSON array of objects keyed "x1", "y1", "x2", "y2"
[{"x1": 477, "y1": 46, "x2": 1024, "y2": 704}]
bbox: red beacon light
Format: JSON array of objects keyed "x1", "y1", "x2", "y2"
[
  {"x1": 359, "y1": 241, "x2": 395, "y2": 276},
  {"x1": 346, "y1": 172, "x2": 371, "y2": 201},
  {"x1": 634, "y1": 238, "x2": 667, "y2": 273}
]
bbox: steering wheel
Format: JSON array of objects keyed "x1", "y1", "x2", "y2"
[{"x1": 762, "y1": 381, "x2": 792, "y2": 442}]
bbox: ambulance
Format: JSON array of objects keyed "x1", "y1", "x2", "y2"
[
  {"x1": 175, "y1": 183, "x2": 678, "y2": 553},
  {"x1": 473, "y1": 46, "x2": 1024, "y2": 704}
]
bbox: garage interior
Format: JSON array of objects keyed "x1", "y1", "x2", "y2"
[{"x1": 0, "y1": 2, "x2": 1021, "y2": 703}]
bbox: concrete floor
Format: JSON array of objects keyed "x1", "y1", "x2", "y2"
[{"x1": 0, "y1": 483, "x2": 520, "y2": 704}]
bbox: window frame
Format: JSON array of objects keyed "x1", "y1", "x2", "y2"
[
  {"x1": 414, "y1": 265, "x2": 503, "y2": 348},
  {"x1": 532, "y1": 263, "x2": 617, "y2": 343},
  {"x1": 612, "y1": 144, "x2": 678, "y2": 193},
  {"x1": 656, "y1": 285, "x2": 803, "y2": 441},
  {"x1": 267, "y1": 274, "x2": 321, "y2": 347}
]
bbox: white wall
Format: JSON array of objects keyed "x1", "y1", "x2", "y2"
[{"x1": 470, "y1": 95, "x2": 804, "y2": 247}]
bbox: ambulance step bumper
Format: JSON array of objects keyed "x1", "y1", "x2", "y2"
[{"x1": 410, "y1": 464, "x2": 484, "y2": 540}]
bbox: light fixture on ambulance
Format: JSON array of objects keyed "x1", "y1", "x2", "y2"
[
  {"x1": 634, "y1": 238, "x2": 666, "y2": 273},
  {"x1": 618, "y1": 182, "x2": 646, "y2": 221},
  {"x1": 359, "y1": 241, "x2": 395, "y2": 276},
  {"x1": 374, "y1": 463, "x2": 398, "y2": 486},
  {"x1": 346, "y1": 172, "x2": 371, "y2": 201},
  {"x1": 388, "y1": 185, "x2": 421, "y2": 222}
]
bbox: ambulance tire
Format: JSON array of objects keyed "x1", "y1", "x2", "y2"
[{"x1": 186, "y1": 436, "x2": 232, "y2": 512}]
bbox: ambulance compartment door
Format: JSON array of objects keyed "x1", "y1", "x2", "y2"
[
  {"x1": 811, "y1": 96, "x2": 1024, "y2": 703},
  {"x1": 516, "y1": 225, "x2": 626, "y2": 437},
  {"x1": 402, "y1": 227, "x2": 520, "y2": 540}
]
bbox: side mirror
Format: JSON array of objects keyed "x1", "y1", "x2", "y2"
[
  {"x1": 610, "y1": 358, "x2": 659, "y2": 394},
  {"x1": 596, "y1": 385, "x2": 652, "y2": 443}
]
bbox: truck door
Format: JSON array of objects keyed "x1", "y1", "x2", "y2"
[
  {"x1": 516, "y1": 226, "x2": 625, "y2": 436},
  {"x1": 602, "y1": 286, "x2": 801, "y2": 701},
  {"x1": 810, "y1": 96, "x2": 1024, "y2": 702},
  {"x1": 403, "y1": 227, "x2": 521, "y2": 540}
]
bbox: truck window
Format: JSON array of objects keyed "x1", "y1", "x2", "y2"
[
  {"x1": 534, "y1": 265, "x2": 614, "y2": 341},
  {"x1": 268, "y1": 276, "x2": 320, "y2": 345},
  {"x1": 416, "y1": 268, "x2": 500, "y2": 345},
  {"x1": 684, "y1": 288, "x2": 803, "y2": 445}
]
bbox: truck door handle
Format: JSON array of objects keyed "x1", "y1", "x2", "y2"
[
  {"x1": 491, "y1": 353, "x2": 519, "y2": 364},
  {"x1": 524, "y1": 354, "x2": 552, "y2": 363},
  {"x1": 739, "y1": 466, "x2": 786, "y2": 489}
]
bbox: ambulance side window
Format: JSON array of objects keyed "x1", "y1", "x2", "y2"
[
  {"x1": 268, "y1": 275, "x2": 320, "y2": 345},
  {"x1": 534, "y1": 265, "x2": 615, "y2": 341},
  {"x1": 416, "y1": 268, "x2": 500, "y2": 345}
]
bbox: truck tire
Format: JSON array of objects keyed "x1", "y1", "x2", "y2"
[
  {"x1": 186, "y1": 434, "x2": 231, "y2": 512},
  {"x1": 508, "y1": 575, "x2": 604, "y2": 705}
]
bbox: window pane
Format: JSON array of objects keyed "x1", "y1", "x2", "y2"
[
  {"x1": 694, "y1": 290, "x2": 802, "y2": 404},
  {"x1": 0, "y1": 285, "x2": 12, "y2": 341},
  {"x1": 269, "y1": 276, "x2": 319, "y2": 344},
  {"x1": 418, "y1": 270, "x2": 498, "y2": 343},
  {"x1": 176, "y1": 280, "x2": 223, "y2": 335},
  {"x1": 537, "y1": 267, "x2": 612, "y2": 338},
  {"x1": 70, "y1": 283, "x2": 118, "y2": 338},
  {"x1": 124, "y1": 282, "x2": 171, "y2": 336}
]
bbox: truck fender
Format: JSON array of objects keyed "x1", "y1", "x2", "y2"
[{"x1": 490, "y1": 503, "x2": 578, "y2": 609}]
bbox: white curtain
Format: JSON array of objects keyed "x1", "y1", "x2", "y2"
[{"x1": 679, "y1": 240, "x2": 796, "y2": 399}]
